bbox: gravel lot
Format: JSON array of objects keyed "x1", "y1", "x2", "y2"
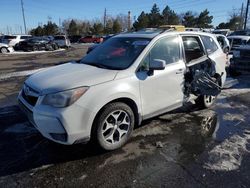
[{"x1": 0, "y1": 46, "x2": 249, "y2": 188}]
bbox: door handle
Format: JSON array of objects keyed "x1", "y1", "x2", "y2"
[{"x1": 176, "y1": 69, "x2": 184, "y2": 74}]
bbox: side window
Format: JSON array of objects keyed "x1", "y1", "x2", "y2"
[
  {"x1": 216, "y1": 36, "x2": 224, "y2": 48},
  {"x1": 182, "y1": 36, "x2": 206, "y2": 63},
  {"x1": 140, "y1": 36, "x2": 180, "y2": 71},
  {"x1": 21, "y1": 36, "x2": 28, "y2": 39},
  {"x1": 201, "y1": 35, "x2": 218, "y2": 54}
]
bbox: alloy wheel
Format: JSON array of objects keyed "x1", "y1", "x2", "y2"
[{"x1": 101, "y1": 110, "x2": 130, "y2": 145}]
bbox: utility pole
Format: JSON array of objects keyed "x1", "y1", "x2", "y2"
[
  {"x1": 20, "y1": 26, "x2": 23, "y2": 34},
  {"x1": 244, "y1": 0, "x2": 249, "y2": 30},
  {"x1": 128, "y1": 11, "x2": 131, "y2": 31},
  {"x1": 21, "y1": 0, "x2": 27, "y2": 34},
  {"x1": 240, "y1": 3, "x2": 244, "y2": 29},
  {"x1": 104, "y1": 8, "x2": 107, "y2": 28}
]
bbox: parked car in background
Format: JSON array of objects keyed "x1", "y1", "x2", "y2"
[
  {"x1": 213, "y1": 29, "x2": 232, "y2": 36},
  {"x1": 86, "y1": 35, "x2": 114, "y2": 54},
  {"x1": 79, "y1": 35, "x2": 103, "y2": 43},
  {"x1": 18, "y1": 30, "x2": 226, "y2": 150},
  {"x1": 1, "y1": 34, "x2": 32, "y2": 47},
  {"x1": 0, "y1": 43, "x2": 14, "y2": 53},
  {"x1": 69, "y1": 35, "x2": 82, "y2": 43},
  {"x1": 42, "y1": 35, "x2": 54, "y2": 41},
  {"x1": 54, "y1": 35, "x2": 71, "y2": 48},
  {"x1": 229, "y1": 30, "x2": 250, "y2": 36},
  {"x1": 215, "y1": 34, "x2": 230, "y2": 53},
  {"x1": 18, "y1": 37, "x2": 59, "y2": 51},
  {"x1": 185, "y1": 28, "x2": 201, "y2": 32},
  {"x1": 230, "y1": 39, "x2": 250, "y2": 73},
  {"x1": 227, "y1": 35, "x2": 250, "y2": 52}
]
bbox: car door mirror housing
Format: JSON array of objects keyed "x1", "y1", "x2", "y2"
[{"x1": 149, "y1": 59, "x2": 166, "y2": 70}]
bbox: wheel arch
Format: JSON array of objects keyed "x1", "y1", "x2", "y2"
[
  {"x1": 0, "y1": 47, "x2": 9, "y2": 53},
  {"x1": 90, "y1": 97, "x2": 141, "y2": 139}
]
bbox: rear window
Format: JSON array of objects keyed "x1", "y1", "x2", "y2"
[
  {"x1": 201, "y1": 35, "x2": 218, "y2": 54},
  {"x1": 3, "y1": 35, "x2": 16, "y2": 39},
  {"x1": 229, "y1": 38, "x2": 246, "y2": 46},
  {"x1": 20, "y1": 36, "x2": 31, "y2": 39},
  {"x1": 230, "y1": 30, "x2": 250, "y2": 36},
  {"x1": 54, "y1": 36, "x2": 65, "y2": 40}
]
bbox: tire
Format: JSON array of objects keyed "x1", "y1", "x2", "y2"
[
  {"x1": 195, "y1": 77, "x2": 220, "y2": 108},
  {"x1": 32, "y1": 46, "x2": 38, "y2": 51},
  {"x1": 53, "y1": 44, "x2": 59, "y2": 50},
  {"x1": 195, "y1": 95, "x2": 217, "y2": 108},
  {"x1": 0, "y1": 47, "x2": 8, "y2": 54},
  {"x1": 46, "y1": 44, "x2": 53, "y2": 51},
  {"x1": 92, "y1": 102, "x2": 135, "y2": 150}
]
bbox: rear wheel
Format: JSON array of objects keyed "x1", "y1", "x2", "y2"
[
  {"x1": 92, "y1": 102, "x2": 134, "y2": 150},
  {"x1": 196, "y1": 95, "x2": 217, "y2": 108},
  {"x1": 0, "y1": 47, "x2": 8, "y2": 54},
  {"x1": 53, "y1": 44, "x2": 59, "y2": 50},
  {"x1": 45, "y1": 44, "x2": 53, "y2": 51},
  {"x1": 195, "y1": 77, "x2": 220, "y2": 108}
]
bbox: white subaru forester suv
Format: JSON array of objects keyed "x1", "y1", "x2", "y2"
[{"x1": 18, "y1": 30, "x2": 226, "y2": 150}]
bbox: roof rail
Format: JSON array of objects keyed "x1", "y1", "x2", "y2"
[{"x1": 159, "y1": 28, "x2": 175, "y2": 34}]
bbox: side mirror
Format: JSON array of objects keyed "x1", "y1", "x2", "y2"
[{"x1": 149, "y1": 59, "x2": 166, "y2": 70}]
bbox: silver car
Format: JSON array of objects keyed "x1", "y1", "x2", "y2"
[
  {"x1": 54, "y1": 35, "x2": 71, "y2": 48},
  {"x1": 0, "y1": 43, "x2": 14, "y2": 53},
  {"x1": 18, "y1": 30, "x2": 226, "y2": 150}
]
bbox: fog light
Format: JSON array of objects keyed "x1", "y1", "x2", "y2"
[{"x1": 50, "y1": 133, "x2": 67, "y2": 142}]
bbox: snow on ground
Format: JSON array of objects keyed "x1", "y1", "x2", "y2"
[
  {"x1": 0, "y1": 68, "x2": 47, "y2": 81},
  {"x1": 204, "y1": 131, "x2": 250, "y2": 171},
  {"x1": 8, "y1": 49, "x2": 65, "y2": 55}
]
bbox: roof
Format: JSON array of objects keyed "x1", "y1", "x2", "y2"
[
  {"x1": 115, "y1": 29, "x2": 163, "y2": 39},
  {"x1": 227, "y1": 35, "x2": 250, "y2": 40},
  {"x1": 115, "y1": 29, "x2": 216, "y2": 39}
]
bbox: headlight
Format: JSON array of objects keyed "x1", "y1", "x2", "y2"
[
  {"x1": 42, "y1": 87, "x2": 89, "y2": 108},
  {"x1": 233, "y1": 50, "x2": 240, "y2": 58}
]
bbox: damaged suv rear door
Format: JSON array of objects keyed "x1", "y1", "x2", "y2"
[{"x1": 181, "y1": 34, "x2": 224, "y2": 99}]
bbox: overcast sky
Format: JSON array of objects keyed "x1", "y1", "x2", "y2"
[{"x1": 0, "y1": 0, "x2": 246, "y2": 34}]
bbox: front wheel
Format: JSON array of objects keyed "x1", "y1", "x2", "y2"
[{"x1": 93, "y1": 102, "x2": 134, "y2": 150}]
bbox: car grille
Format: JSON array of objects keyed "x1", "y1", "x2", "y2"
[
  {"x1": 22, "y1": 85, "x2": 39, "y2": 106},
  {"x1": 18, "y1": 100, "x2": 36, "y2": 126}
]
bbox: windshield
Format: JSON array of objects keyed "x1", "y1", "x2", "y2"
[
  {"x1": 213, "y1": 31, "x2": 228, "y2": 35},
  {"x1": 230, "y1": 30, "x2": 250, "y2": 36},
  {"x1": 80, "y1": 37, "x2": 151, "y2": 70},
  {"x1": 54, "y1": 36, "x2": 65, "y2": 40}
]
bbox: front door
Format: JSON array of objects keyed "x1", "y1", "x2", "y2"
[{"x1": 137, "y1": 35, "x2": 186, "y2": 117}]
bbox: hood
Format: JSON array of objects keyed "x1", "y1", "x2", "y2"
[
  {"x1": 0, "y1": 43, "x2": 8, "y2": 47},
  {"x1": 25, "y1": 62, "x2": 118, "y2": 95}
]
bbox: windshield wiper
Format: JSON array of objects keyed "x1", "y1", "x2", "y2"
[
  {"x1": 83, "y1": 62, "x2": 108, "y2": 69},
  {"x1": 83, "y1": 62, "x2": 117, "y2": 70}
]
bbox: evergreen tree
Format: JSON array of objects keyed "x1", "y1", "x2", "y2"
[
  {"x1": 162, "y1": 6, "x2": 180, "y2": 25},
  {"x1": 68, "y1": 19, "x2": 78, "y2": 35},
  {"x1": 133, "y1": 11, "x2": 149, "y2": 30},
  {"x1": 197, "y1": 9, "x2": 213, "y2": 28},
  {"x1": 148, "y1": 3, "x2": 163, "y2": 27},
  {"x1": 91, "y1": 23, "x2": 104, "y2": 35},
  {"x1": 182, "y1": 11, "x2": 197, "y2": 27},
  {"x1": 112, "y1": 19, "x2": 122, "y2": 33}
]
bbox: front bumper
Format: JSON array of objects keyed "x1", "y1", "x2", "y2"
[
  {"x1": 18, "y1": 91, "x2": 94, "y2": 145},
  {"x1": 7, "y1": 47, "x2": 14, "y2": 53}
]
